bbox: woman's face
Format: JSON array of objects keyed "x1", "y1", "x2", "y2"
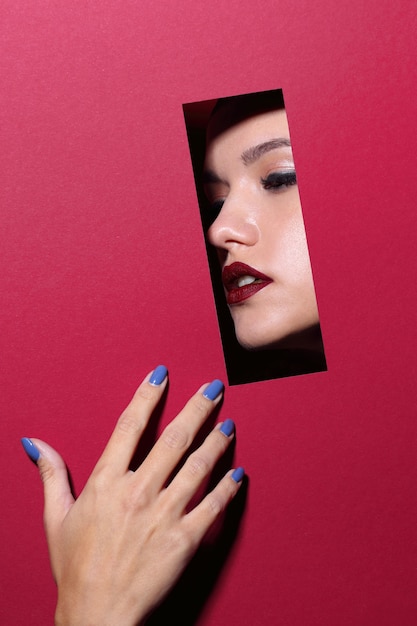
[{"x1": 203, "y1": 107, "x2": 320, "y2": 351}]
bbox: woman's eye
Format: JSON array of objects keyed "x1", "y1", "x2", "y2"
[{"x1": 261, "y1": 171, "x2": 297, "y2": 191}]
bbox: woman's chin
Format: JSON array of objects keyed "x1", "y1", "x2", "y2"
[
  {"x1": 235, "y1": 331, "x2": 287, "y2": 351},
  {"x1": 235, "y1": 323, "x2": 323, "y2": 353}
]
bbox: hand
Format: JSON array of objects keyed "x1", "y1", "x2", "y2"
[{"x1": 21, "y1": 366, "x2": 244, "y2": 626}]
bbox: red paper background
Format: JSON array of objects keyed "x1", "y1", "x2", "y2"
[{"x1": 2, "y1": 1, "x2": 417, "y2": 624}]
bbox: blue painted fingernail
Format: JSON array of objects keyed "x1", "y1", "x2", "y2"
[
  {"x1": 203, "y1": 379, "x2": 224, "y2": 401},
  {"x1": 231, "y1": 467, "x2": 245, "y2": 483},
  {"x1": 220, "y1": 419, "x2": 235, "y2": 437},
  {"x1": 149, "y1": 365, "x2": 168, "y2": 386},
  {"x1": 21, "y1": 437, "x2": 40, "y2": 463}
]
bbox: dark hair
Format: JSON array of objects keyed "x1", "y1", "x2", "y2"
[{"x1": 207, "y1": 88, "x2": 286, "y2": 142}]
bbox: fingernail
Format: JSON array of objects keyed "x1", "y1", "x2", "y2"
[
  {"x1": 220, "y1": 419, "x2": 235, "y2": 437},
  {"x1": 149, "y1": 365, "x2": 168, "y2": 386},
  {"x1": 21, "y1": 437, "x2": 40, "y2": 463},
  {"x1": 203, "y1": 379, "x2": 224, "y2": 401},
  {"x1": 231, "y1": 467, "x2": 245, "y2": 483}
]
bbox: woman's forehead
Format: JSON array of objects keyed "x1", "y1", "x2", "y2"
[{"x1": 205, "y1": 108, "x2": 290, "y2": 161}]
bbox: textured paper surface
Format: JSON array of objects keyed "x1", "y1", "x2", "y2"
[{"x1": 2, "y1": 2, "x2": 417, "y2": 624}]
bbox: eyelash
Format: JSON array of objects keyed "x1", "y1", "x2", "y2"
[
  {"x1": 205, "y1": 170, "x2": 297, "y2": 225},
  {"x1": 261, "y1": 170, "x2": 297, "y2": 191}
]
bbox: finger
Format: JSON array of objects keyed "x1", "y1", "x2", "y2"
[
  {"x1": 135, "y1": 379, "x2": 224, "y2": 493},
  {"x1": 96, "y1": 365, "x2": 168, "y2": 475},
  {"x1": 21, "y1": 437, "x2": 75, "y2": 542},
  {"x1": 164, "y1": 419, "x2": 236, "y2": 515},
  {"x1": 182, "y1": 467, "x2": 245, "y2": 545}
]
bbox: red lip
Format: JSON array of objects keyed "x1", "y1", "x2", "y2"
[{"x1": 222, "y1": 262, "x2": 272, "y2": 305}]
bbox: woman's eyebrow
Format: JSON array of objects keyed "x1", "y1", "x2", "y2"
[
  {"x1": 241, "y1": 138, "x2": 291, "y2": 166},
  {"x1": 202, "y1": 138, "x2": 292, "y2": 183}
]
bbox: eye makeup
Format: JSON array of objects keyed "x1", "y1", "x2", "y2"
[
  {"x1": 204, "y1": 167, "x2": 297, "y2": 227},
  {"x1": 261, "y1": 170, "x2": 297, "y2": 191}
]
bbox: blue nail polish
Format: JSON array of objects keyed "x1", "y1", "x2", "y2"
[
  {"x1": 220, "y1": 419, "x2": 235, "y2": 437},
  {"x1": 149, "y1": 365, "x2": 168, "y2": 386},
  {"x1": 21, "y1": 437, "x2": 40, "y2": 463},
  {"x1": 203, "y1": 379, "x2": 224, "y2": 401},
  {"x1": 231, "y1": 467, "x2": 245, "y2": 483}
]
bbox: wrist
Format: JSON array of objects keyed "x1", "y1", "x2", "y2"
[
  {"x1": 55, "y1": 600, "x2": 146, "y2": 626},
  {"x1": 55, "y1": 594, "x2": 149, "y2": 626}
]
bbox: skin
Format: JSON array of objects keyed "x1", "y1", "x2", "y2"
[
  {"x1": 28, "y1": 370, "x2": 242, "y2": 625},
  {"x1": 204, "y1": 108, "x2": 321, "y2": 352}
]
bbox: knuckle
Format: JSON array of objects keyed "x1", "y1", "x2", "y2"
[
  {"x1": 38, "y1": 461, "x2": 55, "y2": 485},
  {"x1": 167, "y1": 524, "x2": 194, "y2": 554},
  {"x1": 161, "y1": 425, "x2": 189, "y2": 450},
  {"x1": 188, "y1": 394, "x2": 210, "y2": 418},
  {"x1": 186, "y1": 454, "x2": 210, "y2": 478},
  {"x1": 123, "y1": 483, "x2": 150, "y2": 513},
  {"x1": 135, "y1": 384, "x2": 159, "y2": 403},
  {"x1": 205, "y1": 494, "x2": 224, "y2": 517},
  {"x1": 116, "y1": 409, "x2": 145, "y2": 436}
]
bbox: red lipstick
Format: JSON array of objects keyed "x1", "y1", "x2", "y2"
[{"x1": 222, "y1": 262, "x2": 272, "y2": 305}]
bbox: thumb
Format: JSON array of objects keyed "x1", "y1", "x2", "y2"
[{"x1": 21, "y1": 437, "x2": 75, "y2": 539}]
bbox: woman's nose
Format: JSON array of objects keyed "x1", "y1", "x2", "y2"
[{"x1": 207, "y1": 196, "x2": 259, "y2": 252}]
